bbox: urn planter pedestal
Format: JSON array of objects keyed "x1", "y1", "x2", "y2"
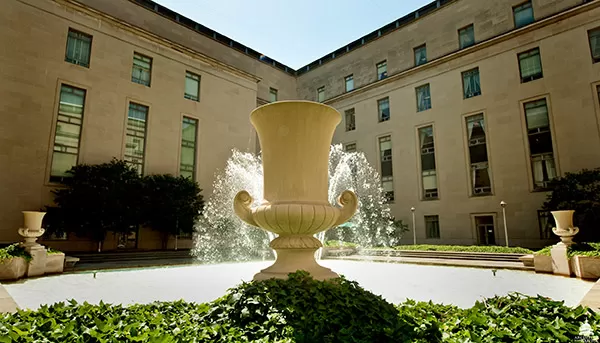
[
  {"x1": 234, "y1": 101, "x2": 358, "y2": 281},
  {"x1": 18, "y1": 211, "x2": 48, "y2": 277},
  {"x1": 550, "y1": 210, "x2": 579, "y2": 276}
]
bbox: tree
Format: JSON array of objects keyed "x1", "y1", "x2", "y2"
[
  {"x1": 543, "y1": 169, "x2": 600, "y2": 242},
  {"x1": 51, "y1": 159, "x2": 143, "y2": 251},
  {"x1": 142, "y1": 174, "x2": 204, "y2": 249}
]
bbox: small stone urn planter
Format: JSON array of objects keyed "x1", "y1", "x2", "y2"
[{"x1": 234, "y1": 101, "x2": 358, "y2": 281}]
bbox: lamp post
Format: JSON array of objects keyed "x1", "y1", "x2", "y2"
[
  {"x1": 411, "y1": 207, "x2": 416, "y2": 245},
  {"x1": 500, "y1": 201, "x2": 508, "y2": 247}
]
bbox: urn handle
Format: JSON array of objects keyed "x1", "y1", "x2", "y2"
[
  {"x1": 333, "y1": 190, "x2": 358, "y2": 227},
  {"x1": 234, "y1": 190, "x2": 259, "y2": 227}
]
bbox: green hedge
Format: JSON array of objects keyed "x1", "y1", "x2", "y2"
[
  {"x1": 1, "y1": 271, "x2": 598, "y2": 342},
  {"x1": 323, "y1": 240, "x2": 357, "y2": 248},
  {"x1": 392, "y1": 244, "x2": 533, "y2": 254},
  {"x1": 536, "y1": 243, "x2": 600, "y2": 257},
  {"x1": 0, "y1": 244, "x2": 32, "y2": 263}
]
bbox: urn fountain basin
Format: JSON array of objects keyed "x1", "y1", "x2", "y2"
[{"x1": 234, "y1": 101, "x2": 358, "y2": 280}]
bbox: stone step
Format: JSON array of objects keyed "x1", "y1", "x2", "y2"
[
  {"x1": 358, "y1": 249, "x2": 525, "y2": 262},
  {"x1": 72, "y1": 250, "x2": 192, "y2": 263}
]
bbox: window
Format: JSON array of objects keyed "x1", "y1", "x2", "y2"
[
  {"x1": 269, "y1": 88, "x2": 278, "y2": 102},
  {"x1": 524, "y1": 99, "x2": 556, "y2": 190},
  {"x1": 184, "y1": 72, "x2": 200, "y2": 101},
  {"x1": 345, "y1": 143, "x2": 356, "y2": 153},
  {"x1": 458, "y1": 24, "x2": 475, "y2": 49},
  {"x1": 588, "y1": 28, "x2": 600, "y2": 63},
  {"x1": 180, "y1": 117, "x2": 198, "y2": 180},
  {"x1": 513, "y1": 1, "x2": 534, "y2": 28},
  {"x1": 419, "y1": 126, "x2": 438, "y2": 199},
  {"x1": 537, "y1": 210, "x2": 554, "y2": 239},
  {"x1": 475, "y1": 215, "x2": 496, "y2": 245},
  {"x1": 414, "y1": 44, "x2": 427, "y2": 66},
  {"x1": 345, "y1": 108, "x2": 356, "y2": 131},
  {"x1": 125, "y1": 103, "x2": 149, "y2": 174},
  {"x1": 379, "y1": 136, "x2": 394, "y2": 202},
  {"x1": 425, "y1": 215, "x2": 440, "y2": 239},
  {"x1": 376, "y1": 61, "x2": 387, "y2": 80},
  {"x1": 465, "y1": 114, "x2": 492, "y2": 196},
  {"x1": 416, "y1": 84, "x2": 431, "y2": 112},
  {"x1": 378, "y1": 97, "x2": 390, "y2": 122},
  {"x1": 65, "y1": 29, "x2": 92, "y2": 68},
  {"x1": 518, "y1": 48, "x2": 543, "y2": 82},
  {"x1": 462, "y1": 68, "x2": 481, "y2": 99},
  {"x1": 131, "y1": 53, "x2": 152, "y2": 86},
  {"x1": 49, "y1": 85, "x2": 86, "y2": 183},
  {"x1": 317, "y1": 86, "x2": 325, "y2": 102},
  {"x1": 345, "y1": 75, "x2": 354, "y2": 92}
]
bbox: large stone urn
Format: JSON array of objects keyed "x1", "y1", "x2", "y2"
[
  {"x1": 551, "y1": 210, "x2": 579, "y2": 245},
  {"x1": 234, "y1": 101, "x2": 358, "y2": 280}
]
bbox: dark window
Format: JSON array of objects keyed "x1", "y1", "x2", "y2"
[
  {"x1": 459, "y1": 24, "x2": 475, "y2": 49},
  {"x1": 475, "y1": 215, "x2": 496, "y2": 245},
  {"x1": 518, "y1": 48, "x2": 543, "y2": 83},
  {"x1": 524, "y1": 99, "x2": 556, "y2": 190},
  {"x1": 379, "y1": 136, "x2": 394, "y2": 202},
  {"x1": 588, "y1": 28, "x2": 600, "y2": 63},
  {"x1": 466, "y1": 114, "x2": 492, "y2": 195},
  {"x1": 125, "y1": 103, "x2": 149, "y2": 174},
  {"x1": 425, "y1": 215, "x2": 440, "y2": 239},
  {"x1": 345, "y1": 108, "x2": 356, "y2": 131},
  {"x1": 65, "y1": 29, "x2": 92, "y2": 68},
  {"x1": 180, "y1": 117, "x2": 198, "y2": 180},
  {"x1": 419, "y1": 126, "x2": 438, "y2": 199},
  {"x1": 416, "y1": 84, "x2": 431, "y2": 112},
  {"x1": 414, "y1": 44, "x2": 427, "y2": 66},
  {"x1": 514, "y1": 1, "x2": 534, "y2": 28},
  {"x1": 378, "y1": 97, "x2": 390, "y2": 122},
  {"x1": 184, "y1": 71, "x2": 200, "y2": 101},
  {"x1": 132, "y1": 53, "x2": 152, "y2": 86},
  {"x1": 462, "y1": 68, "x2": 481, "y2": 99},
  {"x1": 377, "y1": 61, "x2": 388, "y2": 80}
]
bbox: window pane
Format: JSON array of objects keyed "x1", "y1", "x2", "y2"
[
  {"x1": 180, "y1": 117, "x2": 198, "y2": 180},
  {"x1": 425, "y1": 216, "x2": 440, "y2": 239},
  {"x1": 532, "y1": 154, "x2": 556, "y2": 189},
  {"x1": 525, "y1": 100, "x2": 549, "y2": 130},
  {"x1": 317, "y1": 87, "x2": 325, "y2": 102},
  {"x1": 185, "y1": 72, "x2": 200, "y2": 101},
  {"x1": 472, "y1": 164, "x2": 492, "y2": 194},
  {"x1": 51, "y1": 152, "x2": 78, "y2": 178},
  {"x1": 345, "y1": 143, "x2": 356, "y2": 152},
  {"x1": 416, "y1": 84, "x2": 431, "y2": 112},
  {"x1": 589, "y1": 29, "x2": 600, "y2": 62},
  {"x1": 125, "y1": 103, "x2": 148, "y2": 174},
  {"x1": 415, "y1": 45, "x2": 427, "y2": 66},
  {"x1": 377, "y1": 61, "x2": 387, "y2": 80},
  {"x1": 269, "y1": 88, "x2": 278, "y2": 102},
  {"x1": 462, "y1": 68, "x2": 481, "y2": 98},
  {"x1": 519, "y1": 49, "x2": 543, "y2": 81},
  {"x1": 132, "y1": 53, "x2": 152, "y2": 86},
  {"x1": 378, "y1": 98, "x2": 390, "y2": 122},
  {"x1": 65, "y1": 29, "x2": 92, "y2": 67},
  {"x1": 345, "y1": 75, "x2": 354, "y2": 92},
  {"x1": 345, "y1": 108, "x2": 355, "y2": 131},
  {"x1": 514, "y1": 2, "x2": 534, "y2": 28},
  {"x1": 459, "y1": 25, "x2": 475, "y2": 49}
]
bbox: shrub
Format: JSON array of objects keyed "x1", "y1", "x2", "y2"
[
  {"x1": 543, "y1": 169, "x2": 600, "y2": 242},
  {"x1": 1, "y1": 272, "x2": 599, "y2": 342},
  {"x1": 392, "y1": 244, "x2": 533, "y2": 254},
  {"x1": 323, "y1": 240, "x2": 357, "y2": 248},
  {"x1": 142, "y1": 174, "x2": 204, "y2": 248},
  {"x1": 51, "y1": 159, "x2": 143, "y2": 249},
  {"x1": 0, "y1": 244, "x2": 32, "y2": 263},
  {"x1": 567, "y1": 242, "x2": 600, "y2": 258}
]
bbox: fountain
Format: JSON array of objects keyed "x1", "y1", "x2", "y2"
[{"x1": 233, "y1": 101, "x2": 357, "y2": 280}]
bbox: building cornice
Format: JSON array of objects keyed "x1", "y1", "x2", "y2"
[
  {"x1": 324, "y1": 0, "x2": 600, "y2": 105},
  {"x1": 57, "y1": 0, "x2": 262, "y2": 84}
]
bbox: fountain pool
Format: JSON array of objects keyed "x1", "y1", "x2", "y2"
[{"x1": 4, "y1": 260, "x2": 593, "y2": 310}]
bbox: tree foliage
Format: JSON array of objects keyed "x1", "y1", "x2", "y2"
[{"x1": 543, "y1": 169, "x2": 600, "y2": 242}]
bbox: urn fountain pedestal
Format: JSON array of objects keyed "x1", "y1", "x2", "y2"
[
  {"x1": 18, "y1": 211, "x2": 47, "y2": 277},
  {"x1": 234, "y1": 101, "x2": 358, "y2": 281},
  {"x1": 550, "y1": 210, "x2": 579, "y2": 276}
]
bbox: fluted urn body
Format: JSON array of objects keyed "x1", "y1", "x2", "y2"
[{"x1": 234, "y1": 101, "x2": 358, "y2": 280}]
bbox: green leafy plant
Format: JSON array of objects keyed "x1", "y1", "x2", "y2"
[
  {"x1": 1, "y1": 272, "x2": 599, "y2": 342},
  {"x1": 567, "y1": 242, "x2": 600, "y2": 258},
  {"x1": 543, "y1": 169, "x2": 600, "y2": 242},
  {"x1": 323, "y1": 240, "x2": 357, "y2": 248},
  {"x1": 535, "y1": 245, "x2": 552, "y2": 256},
  {"x1": 392, "y1": 244, "x2": 533, "y2": 254},
  {"x1": 142, "y1": 174, "x2": 204, "y2": 248},
  {"x1": 0, "y1": 244, "x2": 32, "y2": 263},
  {"x1": 46, "y1": 248, "x2": 63, "y2": 255}
]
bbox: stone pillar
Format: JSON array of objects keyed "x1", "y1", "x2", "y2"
[
  {"x1": 551, "y1": 243, "x2": 571, "y2": 276},
  {"x1": 550, "y1": 210, "x2": 579, "y2": 277}
]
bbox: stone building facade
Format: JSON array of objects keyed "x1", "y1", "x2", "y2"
[{"x1": 1, "y1": 0, "x2": 599, "y2": 250}]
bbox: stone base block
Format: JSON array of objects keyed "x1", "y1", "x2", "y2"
[
  {"x1": 572, "y1": 256, "x2": 600, "y2": 280},
  {"x1": 534, "y1": 254, "x2": 553, "y2": 273},
  {"x1": 26, "y1": 246, "x2": 47, "y2": 277},
  {"x1": 551, "y1": 243, "x2": 572, "y2": 276},
  {"x1": 0, "y1": 257, "x2": 27, "y2": 280},
  {"x1": 45, "y1": 253, "x2": 65, "y2": 274}
]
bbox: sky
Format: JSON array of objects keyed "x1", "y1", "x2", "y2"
[{"x1": 154, "y1": 0, "x2": 434, "y2": 69}]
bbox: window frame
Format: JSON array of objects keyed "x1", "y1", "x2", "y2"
[
  {"x1": 344, "y1": 108, "x2": 356, "y2": 132},
  {"x1": 344, "y1": 74, "x2": 354, "y2": 92},
  {"x1": 417, "y1": 124, "x2": 439, "y2": 200},
  {"x1": 64, "y1": 28, "x2": 93, "y2": 68},
  {"x1": 123, "y1": 101, "x2": 150, "y2": 175},
  {"x1": 376, "y1": 60, "x2": 388, "y2": 80},
  {"x1": 184, "y1": 71, "x2": 201, "y2": 101},
  {"x1": 344, "y1": 142, "x2": 357, "y2": 153},
  {"x1": 520, "y1": 95, "x2": 558, "y2": 192},
  {"x1": 458, "y1": 24, "x2": 475, "y2": 49},
  {"x1": 378, "y1": 134, "x2": 394, "y2": 203},
  {"x1": 463, "y1": 112, "x2": 493, "y2": 197},
  {"x1": 424, "y1": 215, "x2": 440, "y2": 239},
  {"x1": 415, "y1": 83, "x2": 432, "y2": 112},
  {"x1": 131, "y1": 52, "x2": 153, "y2": 87},
  {"x1": 269, "y1": 87, "x2": 278, "y2": 102},
  {"x1": 414, "y1": 44, "x2": 427, "y2": 66},
  {"x1": 179, "y1": 116, "x2": 199, "y2": 180},
  {"x1": 377, "y1": 97, "x2": 390, "y2": 123},
  {"x1": 513, "y1": 1, "x2": 535, "y2": 28},
  {"x1": 48, "y1": 83, "x2": 88, "y2": 184},
  {"x1": 588, "y1": 27, "x2": 600, "y2": 64},
  {"x1": 461, "y1": 67, "x2": 482, "y2": 99},
  {"x1": 317, "y1": 86, "x2": 325, "y2": 102},
  {"x1": 518, "y1": 47, "x2": 543, "y2": 83}
]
